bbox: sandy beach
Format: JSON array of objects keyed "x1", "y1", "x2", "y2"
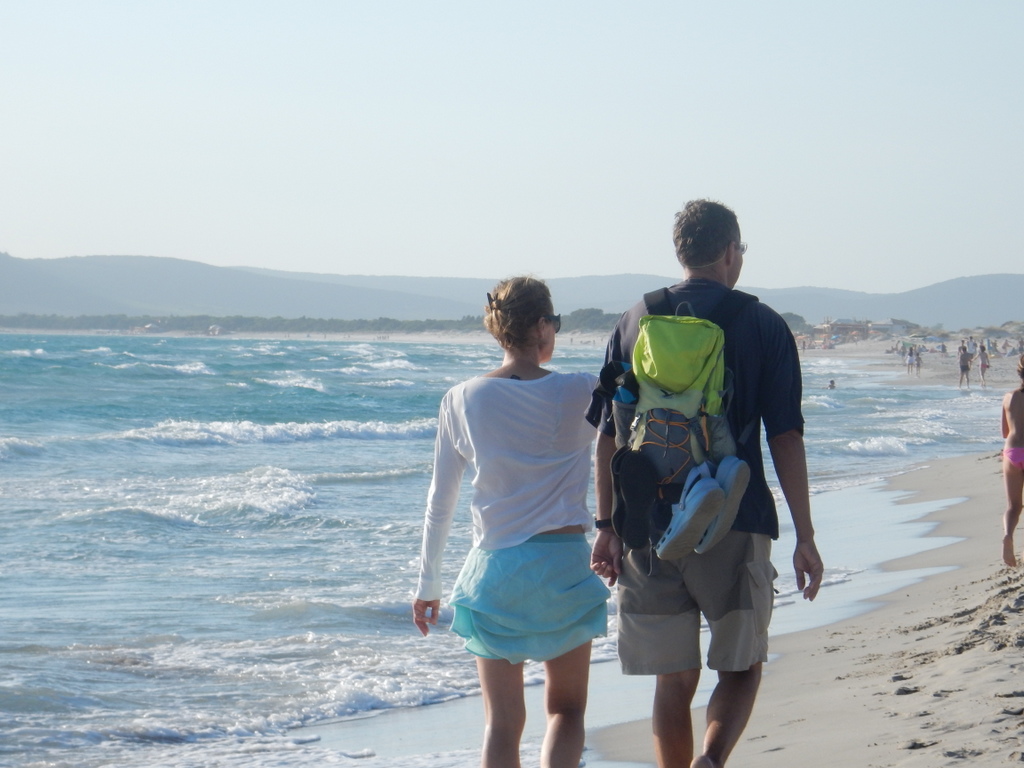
[
  {"x1": 591, "y1": 450, "x2": 1024, "y2": 766},
  {"x1": 802, "y1": 337, "x2": 1021, "y2": 391},
  {"x1": 590, "y1": 339, "x2": 1024, "y2": 766}
]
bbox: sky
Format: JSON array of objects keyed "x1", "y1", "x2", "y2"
[{"x1": 1, "y1": 1, "x2": 1021, "y2": 292}]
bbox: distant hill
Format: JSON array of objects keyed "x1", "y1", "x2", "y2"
[
  {"x1": 749, "y1": 276, "x2": 1024, "y2": 332},
  {"x1": 2, "y1": 253, "x2": 1022, "y2": 331},
  {"x1": 229, "y1": 267, "x2": 1024, "y2": 331},
  {"x1": 0, "y1": 254, "x2": 482, "y2": 320}
]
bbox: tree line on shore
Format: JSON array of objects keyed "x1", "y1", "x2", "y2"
[{"x1": 6, "y1": 310, "x2": 1020, "y2": 339}]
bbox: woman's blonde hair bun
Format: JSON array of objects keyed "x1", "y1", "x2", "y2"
[{"x1": 483, "y1": 276, "x2": 553, "y2": 350}]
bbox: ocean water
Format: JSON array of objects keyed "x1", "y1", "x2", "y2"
[{"x1": 0, "y1": 334, "x2": 1005, "y2": 768}]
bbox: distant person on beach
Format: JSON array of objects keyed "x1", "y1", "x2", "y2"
[
  {"x1": 827, "y1": 379, "x2": 836, "y2": 389},
  {"x1": 905, "y1": 349, "x2": 914, "y2": 375},
  {"x1": 413, "y1": 276, "x2": 609, "y2": 768},
  {"x1": 914, "y1": 349, "x2": 922, "y2": 377},
  {"x1": 1001, "y1": 356, "x2": 1024, "y2": 567},
  {"x1": 978, "y1": 345, "x2": 990, "y2": 388},
  {"x1": 588, "y1": 200, "x2": 823, "y2": 768},
  {"x1": 959, "y1": 345, "x2": 973, "y2": 389}
]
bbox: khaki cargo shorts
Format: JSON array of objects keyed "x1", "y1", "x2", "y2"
[{"x1": 616, "y1": 531, "x2": 777, "y2": 674}]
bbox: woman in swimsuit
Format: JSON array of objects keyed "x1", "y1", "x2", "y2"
[
  {"x1": 1000, "y1": 355, "x2": 1024, "y2": 566},
  {"x1": 413, "y1": 276, "x2": 609, "y2": 768}
]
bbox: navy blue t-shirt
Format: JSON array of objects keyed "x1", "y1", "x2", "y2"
[{"x1": 597, "y1": 278, "x2": 804, "y2": 538}]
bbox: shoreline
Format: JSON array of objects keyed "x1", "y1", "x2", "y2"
[
  {"x1": 5, "y1": 332, "x2": 1019, "y2": 387},
  {"x1": 8, "y1": 332, "x2": 1019, "y2": 764},
  {"x1": 8, "y1": 333, "x2": 1021, "y2": 397},
  {"x1": 5, "y1": 330, "x2": 1021, "y2": 389},
  {"x1": 591, "y1": 451, "x2": 1023, "y2": 767},
  {"x1": 300, "y1": 451, "x2": 1016, "y2": 767},
  {"x1": 800, "y1": 338, "x2": 1020, "y2": 390}
]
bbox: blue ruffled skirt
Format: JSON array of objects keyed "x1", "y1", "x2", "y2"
[{"x1": 449, "y1": 534, "x2": 610, "y2": 664}]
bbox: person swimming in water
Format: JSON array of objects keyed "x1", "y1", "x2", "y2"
[{"x1": 1000, "y1": 355, "x2": 1024, "y2": 567}]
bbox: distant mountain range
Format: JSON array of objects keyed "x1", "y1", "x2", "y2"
[{"x1": 1, "y1": 253, "x2": 1021, "y2": 331}]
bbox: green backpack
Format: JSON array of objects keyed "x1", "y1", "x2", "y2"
[{"x1": 604, "y1": 288, "x2": 758, "y2": 550}]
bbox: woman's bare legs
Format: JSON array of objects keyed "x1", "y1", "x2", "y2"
[
  {"x1": 541, "y1": 641, "x2": 592, "y2": 768},
  {"x1": 477, "y1": 641, "x2": 593, "y2": 768},
  {"x1": 1003, "y1": 455, "x2": 1023, "y2": 567},
  {"x1": 477, "y1": 657, "x2": 526, "y2": 768}
]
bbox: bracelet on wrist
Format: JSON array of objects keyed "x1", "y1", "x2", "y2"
[{"x1": 594, "y1": 517, "x2": 613, "y2": 530}]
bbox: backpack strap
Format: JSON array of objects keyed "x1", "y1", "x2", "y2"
[
  {"x1": 644, "y1": 286, "x2": 758, "y2": 330},
  {"x1": 643, "y1": 288, "x2": 674, "y2": 317}
]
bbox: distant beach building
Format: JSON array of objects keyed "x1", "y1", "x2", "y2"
[
  {"x1": 816, "y1": 317, "x2": 873, "y2": 346},
  {"x1": 869, "y1": 319, "x2": 908, "y2": 336}
]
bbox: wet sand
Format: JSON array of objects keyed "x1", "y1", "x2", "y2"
[{"x1": 591, "y1": 451, "x2": 1024, "y2": 767}]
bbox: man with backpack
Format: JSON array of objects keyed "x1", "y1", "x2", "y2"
[{"x1": 589, "y1": 199, "x2": 824, "y2": 768}]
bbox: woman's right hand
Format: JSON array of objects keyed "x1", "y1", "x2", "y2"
[{"x1": 413, "y1": 599, "x2": 440, "y2": 636}]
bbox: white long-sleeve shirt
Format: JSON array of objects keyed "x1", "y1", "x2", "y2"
[{"x1": 415, "y1": 371, "x2": 598, "y2": 601}]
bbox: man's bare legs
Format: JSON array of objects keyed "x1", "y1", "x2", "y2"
[
  {"x1": 652, "y1": 669, "x2": 700, "y2": 767},
  {"x1": 540, "y1": 641, "x2": 592, "y2": 768},
  {"x1": 693, "y1": 664, "x2": 762, "y2": 768},
  {"x1": 1003, "y1": 456, "x2": 1023, "y2": 567},
  {"x1": 651, "y1": 664, "x2": 761, "y2": 768}
]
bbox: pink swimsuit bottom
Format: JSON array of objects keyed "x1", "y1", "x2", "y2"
[{"x1": 1005, "y1": 447, "x2": 1024, "y2": 471}]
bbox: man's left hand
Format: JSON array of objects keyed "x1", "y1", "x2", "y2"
[{"x1": 793, "y1": 539, "x2": 824, "y2": 601}]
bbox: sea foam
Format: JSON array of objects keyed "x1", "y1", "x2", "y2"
[{"x1": 118, "y1": 418, "x2": 437, "y2": 446}]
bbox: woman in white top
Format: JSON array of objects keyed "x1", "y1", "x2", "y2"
[{"x1": 413, "y1": 276, "x2": 608, "y2": 768}]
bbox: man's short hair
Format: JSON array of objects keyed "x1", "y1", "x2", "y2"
[{"x1": 672, "y1": 199, "x2": 740, "y2": 269}]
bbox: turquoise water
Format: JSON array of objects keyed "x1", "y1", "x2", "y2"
[{"x1": 0, "y1": 334, "x2": 1004, "y2": 768}]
